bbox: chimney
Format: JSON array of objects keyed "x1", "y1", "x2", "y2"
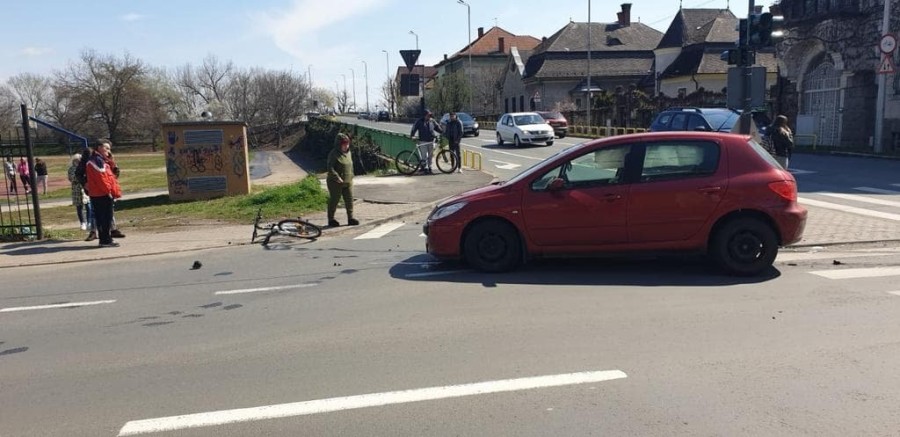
[
  {"x1": 618, "y1": 3, "x2": 632, "y2": 26},
  {"x1": 444, "y1": 54, "x2": 448, "y2": 60},
  {"x1": 478, "y1": 27, "x2": 484, "y2": 38},
  {"x1": 498, "y1": 37, "x2": 505, "y2": 53}
]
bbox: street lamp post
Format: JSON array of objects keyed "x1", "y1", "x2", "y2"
[
  {"x1": 350, "y1": 68, "x2": 357, "y2": 112},
  {"x1": 587, "y1": 0, "x2": 592, "y2": 129},
  {"x1": 458, "y1": 0, "x2": 473, "y2": 112},
  {"x1": 340, "y1": 74, "x2": 347, "y2": 112},
  {"x1": 362, "y1": 60, "x2": 369, "y2": 113},
  {"x1": 382, "y1": 49, "x2": 394, "y2": 117}
]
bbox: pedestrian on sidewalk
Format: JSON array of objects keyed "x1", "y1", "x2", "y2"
[
  {"x1": 410, "y1": 110, "x2": 442, "y2": 174},
  {"x1": 770, "y1": 115, "x2": 794, "y2": 169},
  {"x1": 4, "y1": 156, "x2": 16, "y2": 194},
  {"x1": 68, "y1": 153, "x2": 94, "y2": 235},
  {"x1": 34, "y1": 158, "x2": 48, "y2": 194},
  {"x1": 17, "y1": 157, "x2": 31, "y2": 194},
  {"x1": 444, "y1": 112, "x2": 464, "y2": 173},
  {"x1": 86, "y1": 141, "x2": 123, "y2": 247},
  {"x1": 326, "y1": 133, "x2": 358, "y2": 227},
  {"x1": 100, "y1": 140, "x2": 126, "y2": 239}
]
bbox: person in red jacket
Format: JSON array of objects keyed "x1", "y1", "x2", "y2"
[{"x1": 85, "y1": 140, "x2": 123, "y2": 247}]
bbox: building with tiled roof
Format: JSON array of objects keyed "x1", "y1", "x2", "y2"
[
  {"x1": 433, "y1": 26, "x2": 540, "y2": 115},
  {"x1": 499, "y1": 4, "x2": 662, "y2": 118},
  {"x1": 653, "y1": 8, "x2": 777, "y2": 98}
]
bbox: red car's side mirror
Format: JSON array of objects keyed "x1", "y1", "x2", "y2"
[{"x1": 548, "y1": 177, "x2": 566, "y2": 191}]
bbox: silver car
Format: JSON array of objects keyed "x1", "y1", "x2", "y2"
[{"x1": 495, "y1": 112, "x2": 555, "y2": 147}]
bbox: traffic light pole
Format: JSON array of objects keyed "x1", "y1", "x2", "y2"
[
  {"x1": 739, "y1": 0, "x2": 756, "y2": 135},
  {"x1": 875, "y1": 0, "x2": 892, "y2": 153}
]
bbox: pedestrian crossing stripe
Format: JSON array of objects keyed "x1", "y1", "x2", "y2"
[
  {"x1": 820, "y1": 192, "x2": 900, "y2": 208},
  {"x1": 789, "y1": 168, "x2": 816, "y2": 175},
  {"x1": 798, "y1": 197, "x2": 900, "y2": 221},
  {"x1": 354, "y1": 222, "x2": 405, "y2": 239},
  {"x1": 810, "y1": 266, "x2": 900, "y2": 280},
  {"x1": 855, "y1": 186, "x2": 900, "y2": 195}
]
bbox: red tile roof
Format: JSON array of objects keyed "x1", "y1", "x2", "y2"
[{"x1": 454, "y1": 26, "x2": 540, "y2": 58}]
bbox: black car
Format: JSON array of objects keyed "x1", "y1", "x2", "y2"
[
  {"x1": 650, "y1": 107, "x2": 770, "y2": 135},
  {"x1": 439, "y1": 112, "x2": 480, "y2": 137},
  {"x1": 649, "y1": 107, "x2": 771, "y2": 148},
  {"x1": 376, "y1": 110, "x2": 391, "y2": 121}
]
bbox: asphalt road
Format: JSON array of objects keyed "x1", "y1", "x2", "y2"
[{"x1": 3, "y1": 211, "x2": 900, "y2": 436}]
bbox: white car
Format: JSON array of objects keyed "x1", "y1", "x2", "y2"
[{"x1": 495, "y1": 112, "x2": 555, "y2": 147}]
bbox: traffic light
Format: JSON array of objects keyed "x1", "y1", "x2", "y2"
[
  {"x1": 748, "y1": 12, "x2": 784, "y2": 48},
  {"x1": 721, "y1": 47, "x2": 754, "y2": 66}
]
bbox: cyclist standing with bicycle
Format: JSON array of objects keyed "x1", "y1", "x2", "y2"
[
  {"x1": 409, "y1": 110, "x2": 442, "y2": 174},
  {"x1": 326, "y1": 133, "x2": 359, "y2": 227}
]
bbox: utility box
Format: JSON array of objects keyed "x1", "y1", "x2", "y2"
[{"x1": 162, "y1": 121, "x2": 250, "y2": 201}]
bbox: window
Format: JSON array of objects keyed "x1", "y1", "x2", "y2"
[
  {"x1": 576, "y1": 98, "x2": 582, "y2": 108},
  {"x1": 640, "y1": 142, "x2": 719, "y2": 182},
  {"x1": 520, "y1": 96, "x2": 525, "y2": 112},
  {"x1": 505, "y1": 98, "x2": 509, "y2": 113},
  {"x1": 670, "y1": 113, "x2": 688, "y2": 130},
  {"x1": 531, "y1": 145, "x2": 632, "y2": 190},
  {"x1": 686, "y1": 114, "x2": 707, "y2": 131},
  {"x1": 512, "y1": 97, "x2": 516, "y2": 112}
]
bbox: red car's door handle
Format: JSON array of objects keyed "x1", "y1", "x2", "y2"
[
  {"x1": 698, "y1": 186, "x2": 722, "y2": 194},
  {"x1": 604, "y1": 193, "x2": 623, "y2": 201}
]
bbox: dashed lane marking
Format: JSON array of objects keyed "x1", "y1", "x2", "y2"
[
  {"x1": 789, "y1": 168, "x2": 817, "y2": 175},
  {"x1": 0, "y1": 300, "x2": 117, "y2": 313},
  {"x1": 214, "y1": 284, "x2": 318, "y2": 295},
  {"x1": 798, "y1": 197, "x2": 900, "y2": 221},
  {"x1": 117, "y1": 370, "x2": 627, "y2": 436},
  {"x1": 888, "y1": 291, "x2": 900, "y2": 297},
  {"x1": 354, "y1": 222, "x2": 405, "y2": 240},
  {"x1": 810, "y1": 266, "x2": 900, "y2": 280}
]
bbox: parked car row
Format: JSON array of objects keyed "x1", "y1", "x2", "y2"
[{"x1": 356, "y1": 111, "x2": 392, "y2": 121}]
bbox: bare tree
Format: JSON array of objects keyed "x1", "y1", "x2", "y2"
[
  {"x1": 0, "y1": 85, "x2": 18, "y2": 134},
  {"x1": 54, "y1": 50, "x2": 151, "y2": 142},
  {"x1": 379, "y1": 78, "x2": 399, "y2": 116},
  {"x1": 173, "y1": 54, "x2": 234, "y2": 118},
  {"x1": 6, "y1": 73, "x2": 52, "y2": 118},
  {"x1": 222, "y1": 68, "x2": 262, "y2": 125},
  {"x1": 310, "y1": 87, "x2": 335, "y2": 112},
  {"x1": 335, "y1": 88, "x2": 351, "y2": 113},
  {"x1": 470, "y1": 66, "x2": 504, "y2": 116},
  {"x1": 256, "y1": 69, "x2": 309, "y2": 144}
]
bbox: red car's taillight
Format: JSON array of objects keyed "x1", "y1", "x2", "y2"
[{"x1": 768, "y1": 180, "x2": 797, "y2": 202}]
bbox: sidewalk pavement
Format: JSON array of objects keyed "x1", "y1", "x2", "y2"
[
  {"x1": 3, "y1": 161, "x2": 900, "y2": 268},
  {"x1": 0, "y1": 170, "x2": 494, "y2": 269}
]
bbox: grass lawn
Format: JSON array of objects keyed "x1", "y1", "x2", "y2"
[{"x1": 34, "y1": 153, "x2": 169, "y2": 200}]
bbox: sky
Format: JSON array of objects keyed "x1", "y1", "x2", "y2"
[{"x1": 1, "y1": 0, "x2": 757, "y2": 108}]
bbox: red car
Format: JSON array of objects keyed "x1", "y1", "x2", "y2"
[
  {"x1": 424, "y1": 132, "x2": 807, "y2": 276},
  {"x1": 537, "y1": 111, "x2": 568, "y2": 138}
]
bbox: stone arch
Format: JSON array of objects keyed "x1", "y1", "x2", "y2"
[{"x1": 800, "y1": 53, "x2": 843, "y2": 147}]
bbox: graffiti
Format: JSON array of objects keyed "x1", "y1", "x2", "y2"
[
  {"x1": 167, "y1": 131, "x2": 178, "y2": 145},
  {"x1": 229, "y1": 135, "x2": 246, "y2": 177}
]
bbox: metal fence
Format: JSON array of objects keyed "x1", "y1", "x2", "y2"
[{"x1": 1, "y1": 131, "x2": 41, "y2": 241}]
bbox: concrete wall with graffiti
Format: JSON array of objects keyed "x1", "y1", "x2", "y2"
[{"x1": 161, "y1": 122, "x2": 250, "y2": 201}]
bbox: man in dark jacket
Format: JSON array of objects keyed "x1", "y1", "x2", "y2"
[
  {"x1": 410, "y1": 110, "x2": 443, "y2": 174},
  {"x1": 326, "y1": 133, "x2": 358, "y2": 227},
  {"x1": 444, "y1": 112, "x2": 464, "y2": 173}
]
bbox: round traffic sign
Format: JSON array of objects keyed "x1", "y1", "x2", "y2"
[{"x1": 880, "y1": 34, "x2": 897, "y2": 54}]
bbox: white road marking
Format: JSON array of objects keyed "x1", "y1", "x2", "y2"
[
  {"x1": 354, "y1": 222, "x2": 405, "y2": 240},
  {"x1": 854, "y1": 186, "x2": 900, "y2": 195},
  {"x1": 0, "y1": 300, "x2": 117, "y2": 313},
  {"x1": 117, "y1": 370, "x2": 627, "y2": 436},
  {"x1": 820, "y1": 192, "x2": 900, "y2": 208},
  {"x1": 405, "y1": 269, "x2": 472, "y2": 278},
  {"x1": 798, "y1": 197, "x2": 900, "y2": 221},
  {"x1": 489, "y1": 159, "x2": 521, "y2": 170},
  {"x1": 789, "y1": 168, "x2": 816, "y2": 175},
  {"x1": 888, "y1": 291, "x2": 900, "y2": 297},
  {"x1": 349, "y1": 178, "x2": 414, "y2": 186},
  {"x1": 419, "y1": 233, "x2": 426, "y2": 237},
  {"x1": 466, "y1": 146, "x2": 544, "y2": 161},
  {"x1": 892, "y1": 184, "x2": 900, "y2": 188},
  {"x1": 777, "y1": 251, "x2": 900, "y2": 263},
  {"x1": 214, "y1": 284, "x2": 317, "y2": 295},
  {"x1": 810, "y1": 266, "x2": 900, "y2": 280}
]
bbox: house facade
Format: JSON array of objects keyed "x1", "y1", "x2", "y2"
[
  {"x1": 654, "y1": 9, "x2": 777, "y2": 99},
  {"x1": 499, "y1": 3, "x2": 663, "y2": 124},
  {"x1": 775, "y1": 0, "x2": 900, "y2": 150},
  {"x1": 434, "y1": 27, "x2": 540, "y2": 116}
]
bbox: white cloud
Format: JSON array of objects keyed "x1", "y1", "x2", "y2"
[
  {"x1": 251, "y1": 0, "x2": 388, "y2": 79},
  {"x1": 21, "y1": 47, "x2": 51, "y2": 57},
  {"x1": 121, "y1": 13, "x2": 145, "y2": 22}
]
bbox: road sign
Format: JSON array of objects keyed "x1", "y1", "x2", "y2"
[
  {"x1": 878, "y1": 54, "x2": 895, "y2": 74},
  {"x1": 726, "y1": 66, "x2": 766, "y2": 109},
  {"x1": 399, "y1": 50, "x2": 421, "y2": 72},
  {"x1": 880, "y1": 34, "x2": 898, "y2": 54}
]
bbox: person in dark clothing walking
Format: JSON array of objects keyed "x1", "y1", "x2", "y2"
[
  {"x1": 409, "y1": 110, "x2": 443, "y2": 174},
  {"x1": 444, "y1": 112, "x2": 464, "y2": 173},
  {"x1": 769, "y1": 115, "x2": 794, "y2": 169},
  {"x1": 34, "y1": 158, "x2": 48, "y2": 194},
  {"x1": 326, "y1": 133, "x2": 358, "y2": 227}
]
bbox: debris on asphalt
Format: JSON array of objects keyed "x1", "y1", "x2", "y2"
[
  {"x1": 833, "y1": 260, "x2": 843, "y2": 265},
  {"x1": 191, "y1": 260, "x2": 203, "y2": 270}
]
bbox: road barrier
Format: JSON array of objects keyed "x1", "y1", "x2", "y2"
[{"x1": 462, "y1": 149, "x2": 482, "y2": 171}]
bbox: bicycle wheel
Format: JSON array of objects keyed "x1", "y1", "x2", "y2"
[
  {"x1": 395, "y1": 150, "x2": 420, "y2": 176},
  {"x1": 277, "y1": 219, "x2": 322, "y2": 239},
  {"x1": 435, "y1": 149, "x2": 458, "y2": 174}
]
